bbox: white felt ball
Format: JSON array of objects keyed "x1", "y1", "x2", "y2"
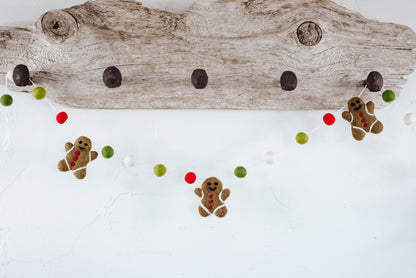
[
  {"x1": 264, "y1": 152, "x2": 276, "y2": 164},
  {"x1": 6, "y1": 70, "x2": 13, "y2": 81},
  {"x1": 404, "y1": 113, "x2": 416, "y2": 126},
  {"x1": 123, "y1": 155, "x2": 136, "y2": 167}
]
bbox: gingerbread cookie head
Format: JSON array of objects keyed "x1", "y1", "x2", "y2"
[
  {"x1": 201, "y1": 177, "x2": 223, "y2": 195},
  {"x1": 348, "y1": 97, "x2": 365, "y2": 113},
  {"x1": 75, "y1": 136, "x2": 92, "y2": 153}
]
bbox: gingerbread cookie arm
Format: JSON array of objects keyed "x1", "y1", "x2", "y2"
[
  {"x1": 90, "y1": 151, "x2": 98, "y2": 161},
  {"x1": 221, "y1": 188, "x2": 231, "y2": 201},
  {"x1": 342, "y1": 111, "x2": 352, "y2": 122},
  {"x1": 366, "y1": 101, "x2": 375, "y2": 114},
  {"x1": 194, "y1": 188, "x2": 203, "y2": 198},
  {"x1": 65, "y1": 142, "x2": 73, "y2": 152}
]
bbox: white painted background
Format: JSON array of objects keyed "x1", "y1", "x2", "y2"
[{"x1": 0, "y1": 0, "x2": 416, "y2": 277}]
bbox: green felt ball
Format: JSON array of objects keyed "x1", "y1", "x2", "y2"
[
  {"x1": 296, "y1": 132, "x2": 309, "y2": 145},
  {"x1": 101, "y1": 146, "x2": 114, "y2": 159},
  {"x1": 0, "y1": 94, "x2": 13, "y2": 106},
  {"x1": 234, "y1": 166, "x2": 247, "y2": 178},
  {"x1": 32, "y1": 87, "x2": 47, "y2": 100},
  {"x1": 154, "y1": 164, "x2": 167, "y2": 177},
  {"x1": 382, "y1": 90, "x2": 395, "y2": 103}
]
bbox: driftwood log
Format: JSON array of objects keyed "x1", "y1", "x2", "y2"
[{"x1": 0, "y1": 0, "x2": 416, "y2": 110}]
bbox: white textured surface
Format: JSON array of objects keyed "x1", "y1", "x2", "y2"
[{"x1": 0, "y1": 0, "x2": 416, "y2": 278}]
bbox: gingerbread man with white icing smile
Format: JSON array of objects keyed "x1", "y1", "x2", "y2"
[
  {"x1": 194, "y1": 177, "x2": 230, "y2": 218},
  {"x1": 57, "y1": 136, "x2": 98, "y2": 179},
  {"x1": 342, "y1": 97, "x2": 384, "y2": 141}
]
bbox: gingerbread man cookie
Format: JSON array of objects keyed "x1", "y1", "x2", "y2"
[
  {"x1": 194, "y1": 177, "x2": 230, "y2": 218},
  {"x1": 342, "y1": 97, "x2": 384, "y2": 141},
  {"x1": 57, "y1": 136, "x2": 98, "y2": 179}
]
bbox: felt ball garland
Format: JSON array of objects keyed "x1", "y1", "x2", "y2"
[
  {"x1": 382, "y1": 90, "x2": 395, "y2": 103},
  {"x1": 323, "y1": 113, "x2": 335, "y2": 125},
  {"x1": 154, "y1": 164, "x2": 167, "y2": 177},
  {"x1": 296, "y1": 132, "x2": 309, "y2": 145},
  {"x1": 404, "y1": 113, "x2": 416, "y2": 126},
  {"x1": 102, "y1": 146, "x2": 114, "y2": 159},
  {"x1": 56, "y1": 112, "x2": 68, "y2": 124},
  {"x1": 297, "y1": 80, "x2": 397, "y2": 142},
  {"x1": 234, "y1": 166, "x2": 247, "y2": 178},
  {"x1": 185, "y1": 172, "x2": 197, "y2": 184},
  {"x1": 0, "y1": 94, "x2": 13, "y2": 106},
  {"x1": 124, "y1": 155, "x2": 136, "y2": 167},
  {"x1": 32, "y1": 87, "x2": 47, "y2": 100},
  {"x1": 1, "y1": 65, "x2": 410, "y2": 181},
  {"x1": 264, "y1": 152, "x2": 276, "y2": 164}
]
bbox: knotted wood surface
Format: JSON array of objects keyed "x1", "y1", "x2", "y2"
[{"x1": 0, "y1": 0, "x2": 415, "y2": 109}]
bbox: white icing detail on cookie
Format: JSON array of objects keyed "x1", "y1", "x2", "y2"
[
  {"x1": 200, "y1": 203, "x2": 211, "y2": 215},
  {"x1": 213, "y1": 204, "x2": 226, "y2": 214},
  {"x1": 352, "y1": 126, "x2": 366, "y2": 133},
  {"x1": 369, "y1": 119, "x2": 379, "y2": 131}
]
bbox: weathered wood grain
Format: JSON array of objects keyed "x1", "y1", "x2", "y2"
[{"x1": 0, "y1": 0, "x2": 415, "y2": 110}]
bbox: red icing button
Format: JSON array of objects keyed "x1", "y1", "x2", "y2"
[
  {"x1": 361, "y1": 119, "x2": 365, "y2": 123},
  {"x1": 364, "y1": 124, "x2": 368, "y2": 127},
  {"x1": 359, "y1": 113, "x2": 363, "y2": 117},
  {"x1": 209, "y1": 206, "x2": 213, "y2": 210},
  {"x1": 73, "y1": 156, "x2": 78, "y2": 161},
  {"x1": 75, "y1": 151, "x2": 80, "y2": 156},
  {"x1": 209, "y1": 194, "x2": 213, "y2": 199},
  {"x1": 71, "y1": 162, "x2": 75, "y2": 166},
  {"x1": 209, "y1": 200, "x2": 213, "y2": 204}
]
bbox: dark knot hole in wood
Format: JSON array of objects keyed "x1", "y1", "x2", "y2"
[
  {"x1": 297, "y1": 21, "x2": 322, "y2": 46},
  {"x1": 41, "y1": 10, "x2": 78, "y2": 42},
  {"x1": 365, "y1": 71, "x2": 383, "y2": 92},
  {"x1": 280, "y1": 71, "x2": 297, "y2": 91},
  {"x1": 191, "y1": 69, "x2": 208, "y2": 89},
  {"x1": 103, "y1": 66, "x2": 122, "y2": 88}
]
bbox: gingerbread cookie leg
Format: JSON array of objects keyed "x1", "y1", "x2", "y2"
[
  {"x1": 370, "y1": 121, "x2": 384, "y2": 134},
  {"x1": 215, "y1": 206, "x2": 228, "y2": 218},
  {"x1": 198, "y1": 205, "x2": 210, "y2": 217},
  {"x1": 57, "y1": 159, "x2": 69, "y2": 172},
  {"x1": 73, "y1": 168, "x2": 87, "y2": 179},
  {"x1": 352, "y1": 127, "x2": 366, "y2": 141}
]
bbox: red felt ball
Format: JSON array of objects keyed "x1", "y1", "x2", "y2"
[
  {"x1": 185, "y1": 172, "x2": 196, "y2": 184},
  {"x1": 323, "y1": 113, "x2": 335, "y2": 126},
  {"x1": 56, "y1": 112, "x2": 68, "y2": 124}
]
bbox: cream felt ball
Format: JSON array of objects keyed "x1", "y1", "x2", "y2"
[
  {"x1": 404, "y1": 113, "x2": 416, "y2": 126},
  {"x1": 264, "y1": 152, "x2": 276, "y2": 164},
  {"x1": 123, "y1": 155, "x2": 136, "y2": 167}
]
